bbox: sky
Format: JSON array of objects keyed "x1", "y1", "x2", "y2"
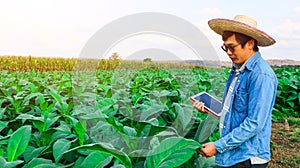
[{"x1": 1, "y1": 0, "x2": 300, "y2": 61}]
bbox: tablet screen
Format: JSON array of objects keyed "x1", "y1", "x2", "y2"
[{"x1": 191, "y1": 92, "x2": 222, "y2": 115}]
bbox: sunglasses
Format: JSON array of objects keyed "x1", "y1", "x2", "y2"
[{"x1": 221, "y1": 43, "x2": 240, "y2": 53}]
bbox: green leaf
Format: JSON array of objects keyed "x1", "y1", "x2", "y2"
[
  {"x1": 145, "y1": 137, "x2": 202, "y2": 168},
  {"x1": 53, "y1": 122, "x2": 72, "y2": 134},
  {"x1": 78, "y1": 111, "x2": 108, "y2": 120},
  {"x1": 75, "y1": 121, "x2": 87, "y2": 145},
  {"x1": 140, "y1": 104, "x2": 165, "y2": 121},
  {"x1": 194, "y1": 116, "x2": 219, "y2": 144},
  {"x1": 53, "y1": 139, "x2": 72, "y2": 163},
  {"x1": 23, "y1": 158, "x2": 53, "y2": 168},
  {"x1": 76, "y1": 152, "x2": 113, "y2": 168},
  {"x1": 16, "y1": 113, "x2": 43, "y2": 122},
  {"x1": 7, "y1": 125, "x2": 32, "y2": 161},
  {"x1": 194, "y1": 155, "x2": 217, "y2": 168},
  {"x1": 174, "y1": 103, "x2": 194, "y2": 132},
  {"x1": 62, "y1": 143, "x2": 132, "y2": 168},
  {"x1": 0, "y1": 156, "x2": 23, "y2": 168},
  {"x1": 287, "y1": 91, "x2": 297, "y2": 101},
  {"x1": 97, "y1": 98, "x2": 114, "y2": 109},
  {"x1": 0, "y1": 121, "x2": 7, "y2": 132},
  {"x1": 23, "y1": 146, "x2": 47, "y2": 162},
  {"x1": 49, "y1": 90, "x2": 63, "y2": 105},
  {"x1": 23, "y1": 92, "x2": 42, "y2": 106},
  {"x1": 41, "y1": 129, "x2": 56, "y2": 146},
  {"x1": 123, "y1": 126, "x2": 137, "y2": 137},
  {"x1": 32, "y1": 164, "x2": 62, "y2": 168}
]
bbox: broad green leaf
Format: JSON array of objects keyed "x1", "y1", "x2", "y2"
[
  {"x1": 140, "y1": 104, "x2": 166, "y2": 121},
  {"x1": 23, "y1": 92, "x2": 42, "y2": 106},
  {"x1": 287, "y1": 91, "x2": 297, "y2": 101},
  {"x1": 145, "y1": 137, "x2": 202, "y2": 168},
  {"x1": 123, "y1": 126, "x2": 137, "y2": 137},
  {"x1": 0, "y1": 121, "x2": 7, "y2": 132},
  {"x1": 111, "y1": 165, "x2": 126, "y2": 168},
  {"x1": 62, "y1": 143, "x2": 132, "y2": 168},
  {"x1": 16, "y1": 113, "x2": 43, "y2": 122},
  {"x1": 53, "y1": 139, "x2": 72, "y2": 163},
  {"x1": 23, "y1": 158, "x2": 53, "y2": 168},
  {"x1": 41, "y1": 129, "x2": 56, "y2": 146},
  {"x1": 0, "y1": 107, "x2": 6, "y2": 120},
  {"x1": 194, "y1": 115, "x2": 219, "y2": 144},
  {"x1": 76, "y1": 152, "x2": 112, "y2": 168},
  {"x1": 0, "y1": 157, "x2": 23, "y2": 168},
  {"x1": 33, "y1": 164, "x2": 61, "y2": 168},
  {"x1": 194, "y1": 155, "x2": 217, "y2": 168},
  {"x1": 53, "y1": 122, "x2": 72, "y2": 134},
  {"x1": 97, "y1": 98, "x2": 114, "y2": 109},
  {"x1": 50, "y1": 132, "x2": 69, "y2": 145},
  {"x1": 173, "y1": 103, "x2": 194, "y2": 132},
  {"x1": 7, "y1": 125, "x2": 32, "y2": 161},
  {"x1": 0, "y1": 148, "x2": 3, "y2": 157},
  {"x1": 49, "y1": 90, "x2": 63, "y2": 104},
  {"x1": 75, "y1": 121, "x2": 87, "y2": 145},
  {"x1": 23, "y1": 146, "x2": 47, "y2": 162},
  {"x1": 78, "y1": 111, "x2": 108, "y2": 120},
  {"x1": 287, "y1": 101, "x2": 295, "y2": 108},
  {"x1": 135, "y1": 121, "x2": 169, "y2": 137}
]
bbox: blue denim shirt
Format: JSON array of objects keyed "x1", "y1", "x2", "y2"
[{"x1": 214, "y1": 52, "x2": 278, "y2": 167}]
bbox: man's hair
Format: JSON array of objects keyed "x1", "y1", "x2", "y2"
[{"x1": 222, "y1": 31, "x2": 259, "y2": 51}]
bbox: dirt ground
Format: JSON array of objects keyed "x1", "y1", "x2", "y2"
[{"x1": 269, "y1": 119, "x2": 300, "y2": 168}]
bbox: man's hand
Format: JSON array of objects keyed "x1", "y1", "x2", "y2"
[
  {"x1": 198, "y1": 142, "x2": 217, "y2": 158},
  {"x1": 190, "y1": 100, "x2": 209, "y2": 113}
]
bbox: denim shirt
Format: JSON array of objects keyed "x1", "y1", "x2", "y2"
[{"x1": 214, "y1": 52, "x2": 278, "y2": 167}]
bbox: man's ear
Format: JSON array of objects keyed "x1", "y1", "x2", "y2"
[{"x1": 248, "y1": 39, "x2": 255, "y2": 49}]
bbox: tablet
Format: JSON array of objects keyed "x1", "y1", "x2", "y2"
[{"x1": 190, "y1": 92, "x2": 222, "y2": 119}]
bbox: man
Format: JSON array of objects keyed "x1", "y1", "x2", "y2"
[{"x1": 192, "y1": 15, "x2": 278, "y2": 167}]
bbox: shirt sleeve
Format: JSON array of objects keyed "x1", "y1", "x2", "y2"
[{"x1": 214, "y1": 72, "x2": 277, "y2": 153}]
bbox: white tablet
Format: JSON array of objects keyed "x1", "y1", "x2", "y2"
[{"x1": 190, "y1": 92, "x2": 222, "y2": 119}]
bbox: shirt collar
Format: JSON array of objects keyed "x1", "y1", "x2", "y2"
[{"x1": 231, "y1": 52, "x2": 261, "y2": 72}]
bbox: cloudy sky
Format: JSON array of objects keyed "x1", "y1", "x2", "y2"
[{"x1": 1, "y1": 0, "x2": 300, "y2": 61}]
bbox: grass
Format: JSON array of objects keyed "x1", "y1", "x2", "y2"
[{"x1": 269, "y1": 118, "x2": 300, "y2": 168}]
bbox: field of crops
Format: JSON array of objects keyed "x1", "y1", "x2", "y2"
[{"x1": 0, "y1": 56, "x2": 299, "y2": 167}]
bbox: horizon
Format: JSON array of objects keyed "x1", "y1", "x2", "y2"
[{"x1": 1, "y1": 54, "x2": 299, "y2": 63}]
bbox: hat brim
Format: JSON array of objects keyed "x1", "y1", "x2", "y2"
[{"x1": 208, "y1": 18, "x2": 275, "y2": 46}]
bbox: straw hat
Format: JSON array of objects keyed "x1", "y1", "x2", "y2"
[{"x1": 208, "y1": 15, "x2": 275, "y2": 46}]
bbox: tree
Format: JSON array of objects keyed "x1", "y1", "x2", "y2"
[
  {"x1": 143, "y1": 58, "x2": 152, "y2": 62},
  {"x1": 109, "y1": 52, "x2": 120, "y2": 60}
]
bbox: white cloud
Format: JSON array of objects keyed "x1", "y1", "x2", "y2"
[
  {"x1": 266, "y1": 7, "x2": 300, "y2": 61},
  {"x1": 272, "y1": 19, "x2": 300, "y2": 40},
  {"x1": 270, "y1": 7, "x2": 300, "y2": 51},
  {"x1": 293, "y1": 6, "x2": 300, "y2": 13}
]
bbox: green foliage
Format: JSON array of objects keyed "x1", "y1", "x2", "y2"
[
  {"x1": 273, "y1": 66, "x2": 300, "y2": 118},
  {"x1": 143, "y1": 58, "x2": 152, "y2": 62},
  {"x1": 0, "y1": 63, "x2": 297, "y2": 167},
  {"x1": 7, "y1": 125, "x2": 32, "y2": 161},
  {"x1": 145, "y1": 137, "x2": 202, "y2": 168}
]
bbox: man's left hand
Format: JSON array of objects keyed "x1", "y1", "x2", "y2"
[{"x1": 198, "y1": 142, "x2": 217, "y2": 158}]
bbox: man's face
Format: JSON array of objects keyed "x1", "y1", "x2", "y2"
[{"x1": 223, "y1": 34, "x2": 253, "y2": 65}]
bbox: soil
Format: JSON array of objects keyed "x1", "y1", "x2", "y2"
[{"x1": 269, "y1": 120, "x2": 300, "y2": 168}]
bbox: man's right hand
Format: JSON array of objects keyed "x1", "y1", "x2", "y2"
[{"x1": 191, "y1": 100, "x2": 209, "y2": 113}]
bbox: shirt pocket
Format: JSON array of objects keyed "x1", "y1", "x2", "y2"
[{"x1": 233, "y1": 89, "x2": 249, "y2": 113}]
